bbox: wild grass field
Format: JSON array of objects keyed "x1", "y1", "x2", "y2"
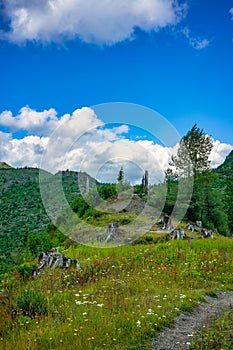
[{"x1": 1, "y1": 235, "x2": 232, "y2": 350}]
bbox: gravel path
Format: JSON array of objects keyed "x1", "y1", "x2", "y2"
[{"x1": 151, "y1": 291, "x2": 233, "y2": 350}]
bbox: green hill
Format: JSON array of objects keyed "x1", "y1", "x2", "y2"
[
  {"x1": 214, "y1": 150, "x2": 233, "y2": 187},
  {"x1": 0, "y1": 162, "x2": 13, "y2": 169},
  {"x1": 0, "y1": 167, "x2": 98, "y2": 274},
  {"x1": 0, "y1": 149, "x2": 232, "y2": 275}
]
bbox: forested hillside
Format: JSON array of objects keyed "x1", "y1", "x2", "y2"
[
  {"x1": 214, "y1": 150, "x2": 233, "y2": 188},
  {"x1": 0, "y1": 129, "x2": 232, "y2": 350},
  {"x1": 0, "y1": 167, "x2": 97, "y2": 274},
  {"x1": 0, "y1": 126, "x2": 232, "y2": 276}
]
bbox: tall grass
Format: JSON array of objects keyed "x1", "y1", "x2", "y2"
[
  {"x1": 0, "y1": 237, "x2": 232, "y2": 349},
  {"x1": 190, "y1": 310, "x2": 233, "y2": 350}
]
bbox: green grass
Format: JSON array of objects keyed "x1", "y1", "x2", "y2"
[
  {"x1": 190, "y1": 310, "x2": 233, "y2": 350},
  {"x1": 0, "y1": 237, "x2": 233, "y2": 349}
]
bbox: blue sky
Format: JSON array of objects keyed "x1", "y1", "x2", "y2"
[{"x1": 0, "y1": 0, "x2": 232, "y2": 182}]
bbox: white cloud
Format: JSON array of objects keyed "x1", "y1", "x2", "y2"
[
  {"x1": 230, "y1": 8, "x2": 233, "y2": 20},
  {"x1": 0, "y1": 107, "x2": 58, "y2": 135},
  {"x1": 1, "y1": 106, "x2": 232, "y2": 184},
  {"x1": 0, "y1": 106, "x2": 102, "y2": 137},
  {"x1": 210, "y1": 140, "x2": 233, "y2": 168},
  {"x1": 1, "y1": 0, "x2": 187, "y2": 44},
  {"x1": 75, "y1": 139, "x2": 171, "y2": 184},
  {"x1": 0, "y1": 130, "x2": 11, "y2": 142},
  {"x1": 182, "y1": 27, "x2": 210, "y2": 50},
  {"x1": 1, "y1": 134, "x2": 49, "y2": 168}
]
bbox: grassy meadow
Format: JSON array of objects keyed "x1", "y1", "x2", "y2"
[
  {"x1": 190, "y1": 310, "x2": 233, "y2": 350},
  {"x1": 1, "y1": 235, "x2": 233, "y2": 350}
]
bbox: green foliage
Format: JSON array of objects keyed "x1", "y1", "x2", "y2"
[
  {"x1": 71, "y1": 194, "x2": 89, "y2": 216},
  {"x1": 185, "y1": 171, "x2": 229, "y2": 235},
  {"x1": 0, "y1": 167, "x2": 96, "y2": 275},
  {"x1": 164, "y1": 125, "x2": 230, "y2": 236},
  {"x1": 16, "y1": 289, "x2": 48, "y2": 317},
  {"x1": 225, "y1": 169, "x2": 233, "y2": 234},
  {"x1": 169, "y1": 123, "x2": 213, "y2": 177},
  {"x1": 15, "y1": 263, "x2": 35, "y2": 281},
  {"x1": 147, "y1": 182, "x2": 167, "y2": 211},
  {"x1": 97, "y1": 183, "x2": 117, "y2": 200},
  {"x1": 117, "y1": 166, "x2": 124, "y2": 182},
  {"x1": 134, "y1": 184, "x2": 144, "y2": 197},
  {"x1": 116, "y1": 179, "x2": 131, "y2": 194},
  {"x1": 190, "y1": 310, "x2": 233, "y2": 350},
  {"x1": 215, "y1": 150, "x2": 233, "y2": 186},
  {"x1": 1, "y1": 237, "x2": 233, "y2": 349}
]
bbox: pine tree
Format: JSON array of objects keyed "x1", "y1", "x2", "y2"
[{"x1": 117, "y1": 167, "x2": 124, "y2": 182}]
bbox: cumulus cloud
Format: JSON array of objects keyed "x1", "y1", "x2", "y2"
[
  {"x1": 182, "y1": 27, "x2": 210, "y2": 50},
  {"x1": 210, "y1": 140, "x2": 233, "y2": 168},
  {"x1": 0, "y1": 106, "x2": 102, "y2": 137},
  {"x1": 1, "y1": 134, "x2": 49, "y2": 168},
  {"x1": 0, "y1": 107, "x2": 58, "y2": 135},
  {"x1": 73, "y1": 139, "x2": 172, "y2": 184},
  {"x1": 1, "y1": 105, "x2": 232, "y2": 184},
  {"x1": 1, "y1": 0, "x2": 187, "y2": 44}
]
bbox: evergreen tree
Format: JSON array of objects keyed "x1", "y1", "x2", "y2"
[
  {"x1": 117, "y1": 167, "x2": 124, "y2": 182},
  {"x1": 142, "y1": 170, "x2": 149, "y2": 194},
  {"x1": 225, "y1": 166, "x2": 233, "y2": 234}
]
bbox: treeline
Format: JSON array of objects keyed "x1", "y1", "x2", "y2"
[{"x1": 148, "y1": 124, "x2": 233, "y2": 236}]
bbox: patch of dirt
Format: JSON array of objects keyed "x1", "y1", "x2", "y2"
[{"x1": 151, "y1": 291, "x2": 233, "y2": 350}]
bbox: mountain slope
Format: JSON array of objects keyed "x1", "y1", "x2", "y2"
[
  {"x1": 214, "y1": 150, "x2": 233, "y2": 188},
  {"x1": 0, "y1": 167, "x2": 98, "y2": 273},
  {"x1": 0, "y1": 162, "x2": 13, "y2": 169}
]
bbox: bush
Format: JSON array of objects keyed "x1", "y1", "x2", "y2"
[
  {"x1": 16, "y1": 289, "x2": 48, "y2": 317},
  {"x1": 15, "y1": 263, "x2": 35, "y2": 280}
]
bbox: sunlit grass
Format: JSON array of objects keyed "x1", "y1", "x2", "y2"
[{"x1": 1, "y1": 237, "x2": 233, "y2": 349}]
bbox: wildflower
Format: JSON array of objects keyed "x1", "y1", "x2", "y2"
[
  {"x1": 97, "y1": 304, "x2": 104, "y2": 307},
  {"x1": 136, "y1": 320, "x2": 141, "y2": 327},
  {"x1": 180, "y1": 294, "x2": 186, "y2": 299}
]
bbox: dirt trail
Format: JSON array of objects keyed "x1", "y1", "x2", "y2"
[{"x1": 151, "y1": 291, "x2": 233, "y2": 350}]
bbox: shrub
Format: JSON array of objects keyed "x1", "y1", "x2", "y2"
[
  {"x1": 16, "y1": 289, "x2": 48, "y2": 317},
  {"x1": 15, "y1": 262, "x2": 35, "y2": 280}
]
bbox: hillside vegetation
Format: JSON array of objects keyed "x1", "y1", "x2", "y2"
[
  {"x1": 0, "y1": 167, "x2": 97, "y2": 274},
  {"x1": 0, "y1": 125, "x2": 232, "y2": 349},
  {"x1": 0, "y1": 237, "x2": 232, "y2": 349}
]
